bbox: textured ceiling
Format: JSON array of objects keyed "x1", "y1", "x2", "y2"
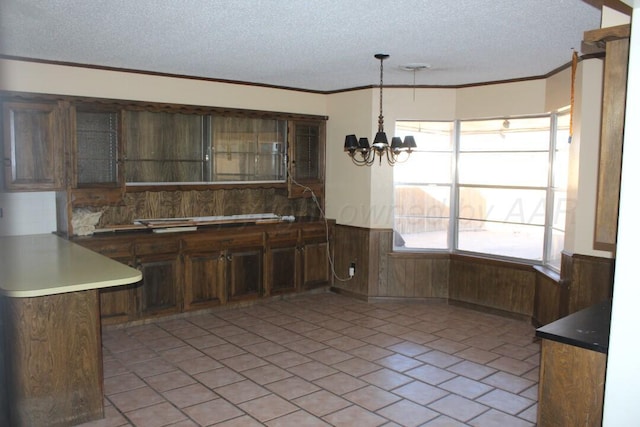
[{"x1": 0, "y1": 0, "x2": 602, "y2": 92}]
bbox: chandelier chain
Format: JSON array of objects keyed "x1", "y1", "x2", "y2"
[{"x1": 378, "y1": 56, "x2": 384, "y2": 132}]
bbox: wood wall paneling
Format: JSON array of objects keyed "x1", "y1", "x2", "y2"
[
  {"x1": 533, "y1": 266, "x2": 567, "y2": 326},
  {"x1": 369, "y1": 229, "x2": 393, "y2": 297},
  {"x1": 566, "y1": 252, "x2": 614, "y2": 314},
  {"x1": 449, "y1": 257, "x2": 535, "y2": 317},
  {"x1": 385, "y1": 254, "x2": 449, "y2": 299},
  {"x1": 333, "y1": 225, "x2": 371, "y2": 297}
]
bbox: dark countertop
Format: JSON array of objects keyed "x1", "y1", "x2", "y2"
[{"x1": 536, "y1": 299, "x2": 611, "y2": 354}]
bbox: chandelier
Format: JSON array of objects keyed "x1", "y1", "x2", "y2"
[{"x1": 344, "y1": 53, "x2": 416, "y2": 166}]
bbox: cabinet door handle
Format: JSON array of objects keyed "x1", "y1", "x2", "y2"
[{"x1": 226, "y1": 254, "x2": 233, "y2": 262}]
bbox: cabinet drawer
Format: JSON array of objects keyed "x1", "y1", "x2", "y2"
[
  {"x1": 182, "y1": 232, "x2": 264, "y2": 252},
  {"x1": 266, "y1": 229, "x2": 299, "y2": 244},
  {"x1": 76, "y1": 238, "x2": 133, "y2": 259},
  {"x1": 135, "y1": 237, "x2": 179, "y2": 256},
  {"x1": 302, "y1": 224, "x2": 327, "y2": 241}
]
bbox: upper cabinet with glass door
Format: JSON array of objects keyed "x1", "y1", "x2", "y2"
[
  {"x1": 123, "y1": 112, "x2": 286, "y2": 185},
  {"x1": 125, "y1": 110, "x2": 209, "y2": 184},
  {"x1": 211, "y1": 116, "x2": 286, "y2": 183},
  {"x1": 288, "y1": 121, "x2": 325, "y2": 198},
  {"x1": 74, "y1": 107, "x2": 122, "y2": 188}
]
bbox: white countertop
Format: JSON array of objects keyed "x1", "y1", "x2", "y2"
[{"x1": 0, "y1": 234, "x2": 142, "y2": 298}]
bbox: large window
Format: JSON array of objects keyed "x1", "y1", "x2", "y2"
[{"x1": 394, "y1": 113, "x2": 570, "y2": 268}]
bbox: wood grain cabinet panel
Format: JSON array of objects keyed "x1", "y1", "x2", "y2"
[
  {"x1": 301, "y1": 241, "x2": 330, "y2": 289},
  {"x1": 266, "y1": 245, "x2": 298, "y2": 295},
  {"x1": 2, "y1": 101, "x2": 64, "y2": 191},
  {"x1": 227, "y1": 247, "x2": 263, "y2": 301},
  {"x1": 1, "y1": 290, "x2": 103, "y2": 426},
  {"x1": 136, "y1": 252, "x2": 181, "y2": 317},
  {"x1": 74, "y1": 238, "x2": 138, "y2": 324},
  {"x1": 264, "y1": 229, "x2": 300, "y2": 296},
  {"x1": 72, "y1": 221, "x2": 332, "y2": 323},
  {"x1": 538, "y1": 339, "x2": 606, "y2": 426},
  {"x1": 183, "y1": 251, "x2": 226, "y2": 310}
]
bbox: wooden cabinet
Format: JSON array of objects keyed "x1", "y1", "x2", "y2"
[
  {"x1": 73, "y1": 106, "x2": 122, "y2": 188},
  {"x1": 212, "y1": 116, "x2": 286, "y2": 182},
  {"x1": 2, "y1": 101, "x2": 65, "y2": 191},
  {"x1": 1, "y1": 93, "x2": 326, "y2": 197},
  {"x1": 1, "y1": 290, "x2": 104, "y2": 426},
  {"x1": 134, "y1": 237, "x2": 181, "y2": 317},
  {"x1": 585, "y1": 24, "x2": 630, "y2": 251},
  {"x1": 182, "y1": 232, "x2": 264, "y2": 308},
  {"x1": 183, "y1": 248, "x2": 226, "y2": 311},
  {"x1": 221, "y1": 233, "x2": 264, "y2": 302},
  {"x1": 74, "y1": 237, "x2": 137, "y2": 325},
  {"x1": 288, "y1": 121, "x2": 325, "y2": 199},
  {"x1": 125, "y1": 110, "x2": 208, "y2": 183},
  {"x1": 227, "y1": 246, "x2": 263, "y2": 301},
  {"x1": 69, "y1": 105, "x2": 126, "y2": 206},
  {"x1": 538, "y1": 339, "x2": 606, "y2": 426},
  {"x1": 182, "y1": 236, "x2": 227, "y2": 310},
  {"x1": 300, "y1": 224, "x2": 331, "y2": 289},
  {"x1": 136, "y1": 253, "x2": 181, "y2": 317},
  {"x1": 265, "y1": 228, "x2": 300, "y2": 296},
  {"x1": 74, "y1": 221, "x2": 332, "y2": 324},
  {"x1": 536, "y1": 300, "x2": 610, "y2": 426}
]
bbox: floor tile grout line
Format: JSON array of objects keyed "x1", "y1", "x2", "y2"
[{"x1": 97, "y1": 294, "x2": 539, "y2": 427}]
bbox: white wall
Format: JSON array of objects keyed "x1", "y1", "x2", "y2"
[
  {"x1": 0, "y1": 59, "x2": 327, "y2": 115},
  {"x1": 0, "y1": 192, "x2": 57, "y2": 236},
  {"x1": 456, "y1": 79, "x2": 547, "y2": 119},
  {"x1": 603, "y1": 2, "x2": 640, "y2": 424}
]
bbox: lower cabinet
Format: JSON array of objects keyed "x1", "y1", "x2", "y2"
[
  {"x1": 265, "y1": 229, "x2": 299, "y2": 296},
  {"x1": 183, "y1": 250, "x2": 226, "y2": 311},
  {"x1": 74, "y1": 238, "x2": 138, "y2": 325},
  {"x1": 301, "y1": 225, "x2": 331, "y2": 290},
  {"x1": 538, "y1": 339, "x2": 606, "y2": 426},
  {"x1": 100, "y1": 275, "x2": 137, "y2": 324},
  {"x1": 74, "y1": 220, "x2": 333, "y2": 324},
  {"x1": 227, "y1": 246, "x2": 263, "y2": 301},
  {"x1": 136, "y1": 253, "x2": 181, "y2": 317}
]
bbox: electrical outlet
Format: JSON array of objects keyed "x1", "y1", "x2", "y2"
[{"x1": 348, "y1": 262, "x2": 356, "y2": 278}]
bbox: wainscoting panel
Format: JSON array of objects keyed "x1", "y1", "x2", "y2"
[
  {"x1": 333, "y1": 225, "x2": 372, "y2": 298},
  {"x1": 384, "y1": 253, "x2": 449, "y2": 298},
  {"x1": 561, "y1": 251, "x2": 614, "y2": 315},
  {"x1": 533, "y1": 266, "x2": 568, "y2": 326},
  {"x1": 449, "y1": 255, "x2": 536, "y2": 317}
]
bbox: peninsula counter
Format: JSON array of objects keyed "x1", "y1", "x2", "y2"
[{"x1": 0, "y1": 234, "x2": 142, "y2": 427}]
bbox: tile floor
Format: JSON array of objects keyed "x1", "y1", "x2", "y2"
[{"x1": 77, "y1": 292, "x2": 540, "y2": 427}]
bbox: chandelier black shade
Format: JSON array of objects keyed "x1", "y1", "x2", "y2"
[{"x1": 344, "y1": 54, "x2": 416, "y2": 166}]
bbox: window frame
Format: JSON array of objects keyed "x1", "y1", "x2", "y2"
[{"x1": 394, "y1": 112, "x2": 568, "y2": 271}]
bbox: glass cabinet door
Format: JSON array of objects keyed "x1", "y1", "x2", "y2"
[
  {"x1": 212, "y1": 116, "x2": 286, "y2": 182},
  {"x1": 75, "y1": 109, "x2": 120, "y2": 187},
  {"x1": 125, "y1": 111, "x2": 208, "y2": 183}
]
